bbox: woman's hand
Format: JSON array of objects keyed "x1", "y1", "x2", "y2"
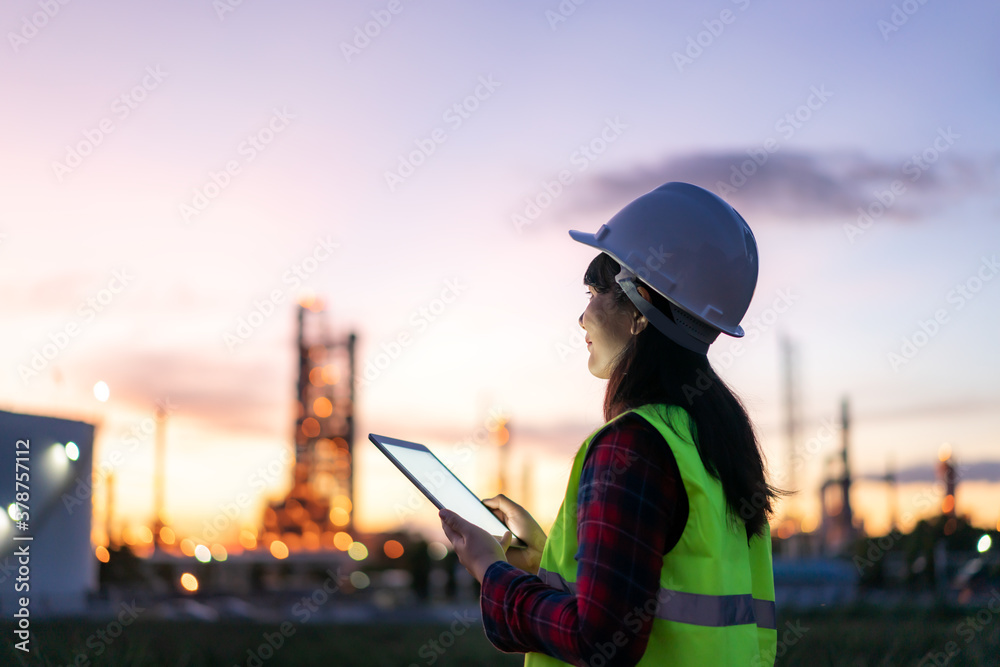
[
  {"x1": 439, "y1": 509, "x2": 511, "y2": 583},
  {"x1": 483, "y1": 494, "x2": 547, "y2": 575}
]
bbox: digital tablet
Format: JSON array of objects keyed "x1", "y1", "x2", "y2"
[{"x1": 368, "y1": 433, "x2": 526, "y2": 548}]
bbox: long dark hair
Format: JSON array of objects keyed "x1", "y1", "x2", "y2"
[{"x1": 584, "y1": 252, "x2": 784, "y2": 540}]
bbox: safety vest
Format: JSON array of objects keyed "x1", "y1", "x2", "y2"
[{"x1": 524, "y1": 403, "x2": 777, "y2": 666}]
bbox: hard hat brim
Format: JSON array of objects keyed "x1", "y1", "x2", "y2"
[{"x1": 568, "y1": 229, "x2": 602, "y2": 249}]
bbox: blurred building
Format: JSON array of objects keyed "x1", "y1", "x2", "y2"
[{"x1": 0, "y1": 409, "x2": 96, "y2": 615}]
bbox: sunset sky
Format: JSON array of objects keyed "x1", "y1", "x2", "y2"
[{"x1": 2, "y1": 0, "x2": 998, "y2": 548}]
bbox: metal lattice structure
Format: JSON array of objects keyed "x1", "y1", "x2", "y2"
[{"x1": 262, "y1": 299, "x2": 357, "y2": 551}]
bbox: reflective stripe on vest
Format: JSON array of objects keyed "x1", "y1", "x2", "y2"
[{"x1": 537, "y1": 567, "x2": 777, "y2": 630}]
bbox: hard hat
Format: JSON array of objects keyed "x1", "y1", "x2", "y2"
[{"x1": 569, "y1": 182, "x2": 758, "y2": 355}]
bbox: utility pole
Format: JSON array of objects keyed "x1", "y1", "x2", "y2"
[{"x1": 152, "y1": 405, "x2": 166, "y2": 548}]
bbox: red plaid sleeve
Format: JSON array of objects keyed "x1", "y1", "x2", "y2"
[{"x1": 480, "y1": 413, "x2": 688, "y2": 666}]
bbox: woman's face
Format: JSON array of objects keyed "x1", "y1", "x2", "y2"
[{"x1": 580, "y1": 284, "x2": 638, "y2": 379}]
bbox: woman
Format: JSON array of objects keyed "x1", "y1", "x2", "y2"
[{"x1": 440, "y1": 182, "x2": 783, "y2": 666}]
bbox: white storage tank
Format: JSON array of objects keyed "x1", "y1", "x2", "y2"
[{"x1": 0, "y1": 409, "x2": 96, "y2": 616}]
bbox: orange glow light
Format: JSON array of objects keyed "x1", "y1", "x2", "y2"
[
  {"x1": 384, "y1": 540, "x2": 405, "y2": 559},
  {"x1": 309, "y1": 367, "x2": 326, "y2": 387},
  {"x1": 270, "y1": 540, "x2": 290, "y2": 559},
  {"x1": 95, "y1": 546, "x2": 110, "y2": 563},
  {"x1": 333, "y1": 531, "x2": 353, "y2": 551},
  {"x1": 180, "y1": 573, "x2": 199, "y2": 592},
  {"x1": 138, "y1": 526, "x2": 153, "y2": 544},
  {"x1": 322, "y1": 364, "x2": 339, "y2": 385},
  {"x1": 159, "y1": 526, "x2": 176, "y2": 545},
  {"x1": 939, "y1": 443, "x2": 952, "y2": 462},
  {"x1": 942, "y1": 495, "x2": 955, "y2": 514},
  {"x1": 313, "y1": 397, "x2": 333, "y2": 418},
  {"x1": 302, "y1": 418, "x2": 321, "y2": 438},
  {"x1": 239, "y1": 530, "x2": 258, "y2": 550},
  {"x1": 302, "y1": 532, "x2": 321, "y2": 551},
  {"x1": 331, "y1": 507, "x2": 350, "y2": 527},
  {"x1": 333, "y1": 495, "x2": 352, "y2": 512},
  {"x1": 180, "y1": 538, "x2": 196, "y2": 557}
]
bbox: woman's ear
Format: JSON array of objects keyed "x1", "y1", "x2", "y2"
[{"x1": 631, "y1": 285, "x2": 652, "y2": 335}]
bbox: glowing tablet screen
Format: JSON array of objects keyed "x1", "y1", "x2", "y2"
[{"x1": 369, "y1": 434, "x2": 522, "y2": 545}]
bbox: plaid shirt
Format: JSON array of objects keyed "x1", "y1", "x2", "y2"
[{"x1": 480, "y1": 412, "x2": 689, "y2": 667}]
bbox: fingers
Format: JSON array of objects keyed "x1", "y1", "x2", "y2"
[
  {"x1": 499, "y1": 531, "x2": 512, "y2": 552},
  {"x1": 439, "y1": 510, "x2": 462, "y2": 545},
  {"x1": 482, "y1": 495, "x2": 505, "y2": 509},
  {"x1": 484, "y1": 494, "x2": 519, "y2": 513}
]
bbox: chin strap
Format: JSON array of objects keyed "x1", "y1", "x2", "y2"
[{"x1": 615, "y1": 268, "x2": 711, "y2": 355}]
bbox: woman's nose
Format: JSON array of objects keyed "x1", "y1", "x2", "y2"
[{"x1": 578, "y1": 311, "x2": 585, "y2": 328}]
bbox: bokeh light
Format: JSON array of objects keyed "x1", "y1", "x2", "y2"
[
  {"x1": 180, "y1": 538, "x2": 196, "y2": 557},
  {"x1": 350, "y1": 571, "x2": 370, "y2": 589},
  {"x1": 313, "y1": 397, "x2": 333, "y2": 418},
  {"x1": 333, "y1": 531, "x2": 353, "y2": 551},
  {"x1": 180, "y1": 573, "x2": 199, "y2": 592},
  {"x1": 348, "y1": 542, "x2": 368, "y2": 561},
  {"x1": 93, "y1": 381, "x2": 110, "y2": 402},
  {"x1": 383, "y1": 540, "x2": 404, "y2": 559},
  {"x1": 270, "y1": 540, "x2": 289, "y2": 560},
  {"x1": 239, "y1": 529, "x2": 257, "y2": 550},
  {"x1": 194, "y1": 544, "x2": 211, "y2": 563}
]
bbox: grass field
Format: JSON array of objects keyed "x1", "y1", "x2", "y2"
[{"x1": 2, "y1": 606, "x2": 998, "y2": 666}]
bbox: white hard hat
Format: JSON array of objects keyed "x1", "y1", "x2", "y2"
[{"x1": 569, "y1": 182, "x2": 758, "y2": 354}]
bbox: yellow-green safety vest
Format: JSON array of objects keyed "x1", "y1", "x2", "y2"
[{"x1": 524, "y1": 403, "x2": 777, "y2": 666}]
